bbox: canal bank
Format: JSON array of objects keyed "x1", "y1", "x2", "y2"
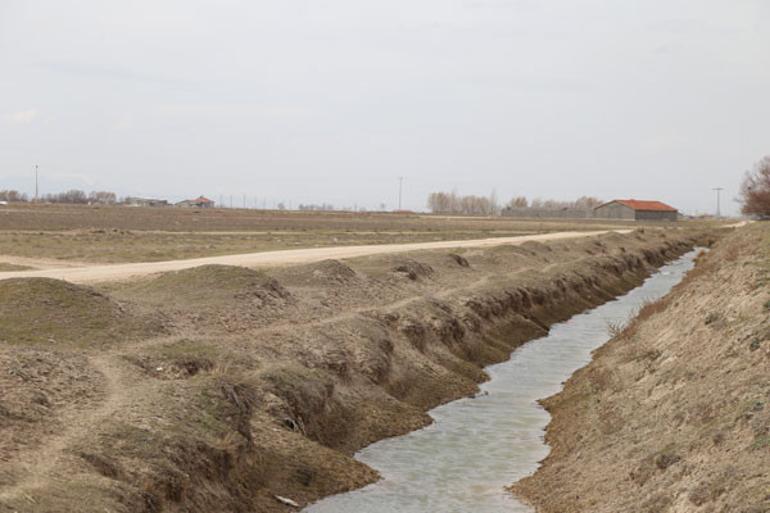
[
  {"x1": 512, "y1": 224, "x2": 768, "y2": 513},
  {"x1": 303, "y1": 249, "x2": 702, "y2": 512},
  {"x1": 0, "y1": 229, "x2": 710, "y2": 513}
]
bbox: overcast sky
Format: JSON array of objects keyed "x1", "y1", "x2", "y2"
[{"x1": 1, "y1": 1, "x2": 768, "y2": 214}]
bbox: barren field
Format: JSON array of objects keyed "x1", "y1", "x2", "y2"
[
  {"x1": 512, "y1": 223, "x2": 769, "y2": 512},
  {"x1": 0, "y1": 224, "x2": 709, "y2": 513},
  {"x1": 0, "y1": 203, "x2": 714, "y2": 264}
]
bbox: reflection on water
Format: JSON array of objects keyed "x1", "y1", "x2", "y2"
[{"x1": 305, "y1": 250, "x2": 700, "y2": 513}]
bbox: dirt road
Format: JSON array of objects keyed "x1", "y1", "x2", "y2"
[{"x1": 0, "y1": 229, "x2": 630, "y2": 284}]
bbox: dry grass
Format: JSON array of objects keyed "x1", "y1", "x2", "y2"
[
  {"x1": 0, "y1": 227, "x2": 705, "y2": 513},
  {"x1": 513, "y1": 223, "x2": 770, "y2": 513},
  {"x1": 0, "y1": 278, "x2": 164, "y2": 347},
  {"x1": 0, "y1": 203, "x2": 722, "y2": 264}
]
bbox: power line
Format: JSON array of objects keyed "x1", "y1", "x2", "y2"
[{"x1": 34, "y1": 164, "x2": 39, "y2": 200}]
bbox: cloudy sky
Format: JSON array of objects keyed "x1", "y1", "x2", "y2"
[{"x1": 1, "y1": 1, "x2": 768, "y2": 213}]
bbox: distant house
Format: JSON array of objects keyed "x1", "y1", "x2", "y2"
[
  {"x1": 594, "y1": 199, "x2": 679, "y2": 221},
  {"x1": 175, "y1": 196, "x2": 215, "y2": 208},
  {"x1": 124, "y1": 197, "x2": 169, "y2": 208}
]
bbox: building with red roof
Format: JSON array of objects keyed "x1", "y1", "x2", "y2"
[
  {"x1": 175, "y1": 195, "x2": 215, "y2": 208},
  {"x1": 594, "y1": 199, "x2": 679, "y2": 221}
]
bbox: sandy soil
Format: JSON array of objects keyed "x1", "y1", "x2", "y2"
[
  {"x1": 0, "y1": 230, "x2": 629, "y2": 284},
  {"x1": 0, "y1": 228, "x2": 707, "y2": 513},
  {"x1": 512, "y1": 223, "x2": 768, "y2": 513}
]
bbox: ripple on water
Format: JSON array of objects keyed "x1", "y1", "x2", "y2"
[{"x1": 304, "y1": 250, "x2": 700, "y2": 513}]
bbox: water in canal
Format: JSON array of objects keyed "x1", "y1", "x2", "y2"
[{"x1": 304, "y1": 249, "x2": 700, "y2": 513}]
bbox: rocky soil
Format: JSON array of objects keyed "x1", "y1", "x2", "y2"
[
  {"x1": 0, "y1": 229, "x2": 707, "y2": 513},
  {"x1": 512, "y1": 224, "x2": 769, "y2": 513}
]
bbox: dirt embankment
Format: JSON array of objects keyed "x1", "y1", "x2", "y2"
[
  {"x1": 512, "y1": 224, "x2": 769, "y2": 513},
  {"x1": 0, "y1": 229, "x2": 707, "y2": 513}
]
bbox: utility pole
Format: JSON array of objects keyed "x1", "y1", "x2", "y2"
[
  {"x1": 397, "y1": 176, "x2": 404, "y2": 211},
  {"x1": 712, "y1": 187, "x2": 724, "y2": 218},
  {"x1": 34, "y1": 164, "x2": 39, "y2": 201}
]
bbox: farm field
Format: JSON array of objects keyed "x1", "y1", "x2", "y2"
[{"x1": 0, "y1": 203, "x2": 718, "y2": 265}]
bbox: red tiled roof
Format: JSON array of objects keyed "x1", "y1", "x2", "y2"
[
  {"x1": 598, "y1": 199, "x2": 678, "y2": 212},
  {"x1": 193, "y1": 196, "x2": 214, "y2": 203}
]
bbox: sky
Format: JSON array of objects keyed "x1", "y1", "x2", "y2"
[{"x1": 1, "y1": 1, "x2": 768, "y2": 214}]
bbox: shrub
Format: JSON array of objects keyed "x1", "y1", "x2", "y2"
[{"x1": 740, "y1": 156, "x2": 770, "y2": 216}]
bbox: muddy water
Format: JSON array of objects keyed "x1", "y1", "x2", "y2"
[{"x1": 304, "y1": 250, "x2": 700, "y2": 513}]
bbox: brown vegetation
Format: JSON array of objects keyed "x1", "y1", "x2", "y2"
[
  {"x1": 512, "y1": 223, "x2": 769, "y2": 513},
  {"x1": 426, "y1": 191, "x2": 602, "y2": 215},
  {"x1": 740, "y1": 156, "x2": 770, "y2": 216},
  {"x1": 0, "y1": 229, "x2": 705, "y2": 513},
  {"x1": 0, "y1": 203, "x2": 666, "y2": 264}
]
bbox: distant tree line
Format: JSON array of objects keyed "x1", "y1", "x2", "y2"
[
  {"x1": 427, "y1": 191, "x2": 602, "y2": 215},
  {"x1": 426, "y1": 191, "x2": 500, "y2": 216},
  {"x1": 0, "y1": 189, "x2": 118, "y2": 204},
  {"x1": 506, "y1": 196, "x2": 603, "y2": 211},
  {"x1": 44, "y1": 190, "x2": 118, "y2": 204},
  {"x1": 0, "y1": 190, "x2": 29, "y2": 202}
]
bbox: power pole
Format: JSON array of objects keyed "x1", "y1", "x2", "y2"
[
  {"x1": 34, "y1": 164, "x2": 39, "y2": 200},
  {"x1": 712, "y1": 187, "x2": 724, "y2": 218},
  {"x1": 397, "y1": 176, "x2": 404, "y2": 211}
]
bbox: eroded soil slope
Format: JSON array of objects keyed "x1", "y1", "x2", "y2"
[
  {"x1": 512, "y1": 224, "x2": 769, "y2": 513},
  {"x1": 0, "y1": 229, "x2": 705, "y2": 513}
]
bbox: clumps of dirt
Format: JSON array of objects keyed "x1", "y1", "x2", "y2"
[
  {"x1": 115, "y1": 266, "x2": 295, "y2": 331},
  {"x1": 0, "y1": 278, "x2": 161, "y2": 347},
  {"x1": 257, "y1": 364, "x2": 356, "y2": 448},
  {"x1": 0, "y1": 228, "x2": 707, "y2": 513},
  {"x1": 311, "y1": 259, "x2": 359, "y2": 282},
  {"x1": 391, "y1": 258, "x2": 434, "y2": 281},
  {"x1": 122, "y1": 338, "x2": 248, "y2": 380},
  {"x1": 125, "y1": 265, "x2": 291, "y2": 307},
  {"x1": 0, "y1": 349, "x2": 102, "y2": 456},
  {"x1": 447, "y1": 253, "x2": 471, "y2": 268},
  {"x1": 290, "y1": 259, "x2": 362, "y2": 286},
  {"x1": 125, "y1": 354, "x2": 214, "y2": 380}
]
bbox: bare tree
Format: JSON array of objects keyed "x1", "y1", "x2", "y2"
[
  {"x1": 427, "y1": 191, "x2": 494, "y2": 215},
  {"x1": 44, "y1": 190, "x2": 88, "y2": 204},
  {"x1": 740, "y1": 156, "x2": 770, "y2": 216},
  {"x1": 0, "y1": 190, "x2": 28, "y2": 202},
  {"x1": 430, "y1": 191, "x2": 603, "y2": 215},
  {"x1": 574, "y1": 196, "x2": 602, "y2": 210},
  {"x1": 88, "y1": 191, "x2": 117, "y2": 204}
]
